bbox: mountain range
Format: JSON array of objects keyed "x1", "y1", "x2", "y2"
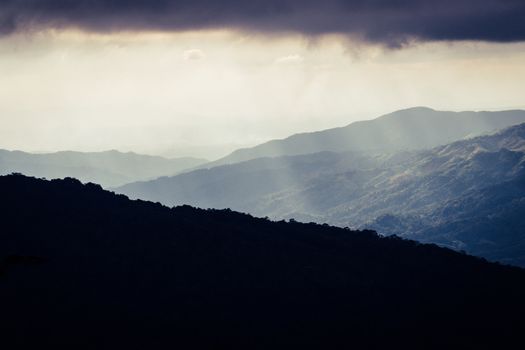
[
  {"x1": 206, "y1": 107, "x2": 525, "y2": 166},
  {"x1": 3, "y1": 107, "x2": 524, "y2": 267},
  {"x1": 2, "y1": 174, "x2": 525, "y2": 348},
  {"x1": 116, "y1": 110, "x2": 525, "y2": 266},
  {"x1": 0, "y1": 149, "x2": 206, "y2": 187}
]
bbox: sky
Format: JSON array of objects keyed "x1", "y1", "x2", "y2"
[{"x1": 1, "y1": 1, "x2": 525, "y2": 159}]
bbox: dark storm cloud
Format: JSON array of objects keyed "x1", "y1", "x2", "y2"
[{"x1": 1, "y1": 0, "x2": 524, "y2": 44}]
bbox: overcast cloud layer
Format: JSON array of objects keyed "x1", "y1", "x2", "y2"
[{"x1": 1, "y1": 0, "x2": 525, "y2": 44}]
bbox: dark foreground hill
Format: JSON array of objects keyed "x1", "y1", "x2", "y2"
[{"x1": 2, "y1": 175, "x2": 525, "y2": 348}]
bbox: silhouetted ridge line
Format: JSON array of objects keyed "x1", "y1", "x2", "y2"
[
  {"x1": 205, "y1": 107, "x2": 525, "y2": 166},
  {"x1": 1, "y1": 174, "x2": 525, "y2": 348}
]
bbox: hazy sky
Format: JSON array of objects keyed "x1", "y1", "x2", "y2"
[{"x1": 1, "y1": 1, "x2": 525, "y2": 159}]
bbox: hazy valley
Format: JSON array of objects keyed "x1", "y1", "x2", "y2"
[{"x1": 4, "y1": 107, "x2": 525, "y2": 266}]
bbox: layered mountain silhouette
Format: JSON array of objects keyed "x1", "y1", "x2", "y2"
[
  {"x1": 117, "y1": 121, "x2": 525, "y2": 266},
  {"x1": 206, "y1": 107, "x2": 525, "y2": 167},
  {"x1": 2, "y1": 174, "x2": 525, "y2": 348},
  {"x1": 0, "y1": 149, "x2": 206, "y2": 187}
]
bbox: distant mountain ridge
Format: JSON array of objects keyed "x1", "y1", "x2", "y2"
[
  {"x1": 369, "y1": 177, "x2": 525, "y2": 266},
  {"x1": 0, "y1": 149, "x2": 207, "y2": 187},
  {"x1": 365, "y1": 124, "x2": 525, "y2": 265},
  {"x1": 116, "y1": 122, "x2": 525, "y2": 266},
  {"x1": 206, "y1": 107, "x2": 525, "y2": 167}
]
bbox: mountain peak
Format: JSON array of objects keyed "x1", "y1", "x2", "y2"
[{"x1": 392, "y1": 106, "x2": 436, "y2": 113}]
